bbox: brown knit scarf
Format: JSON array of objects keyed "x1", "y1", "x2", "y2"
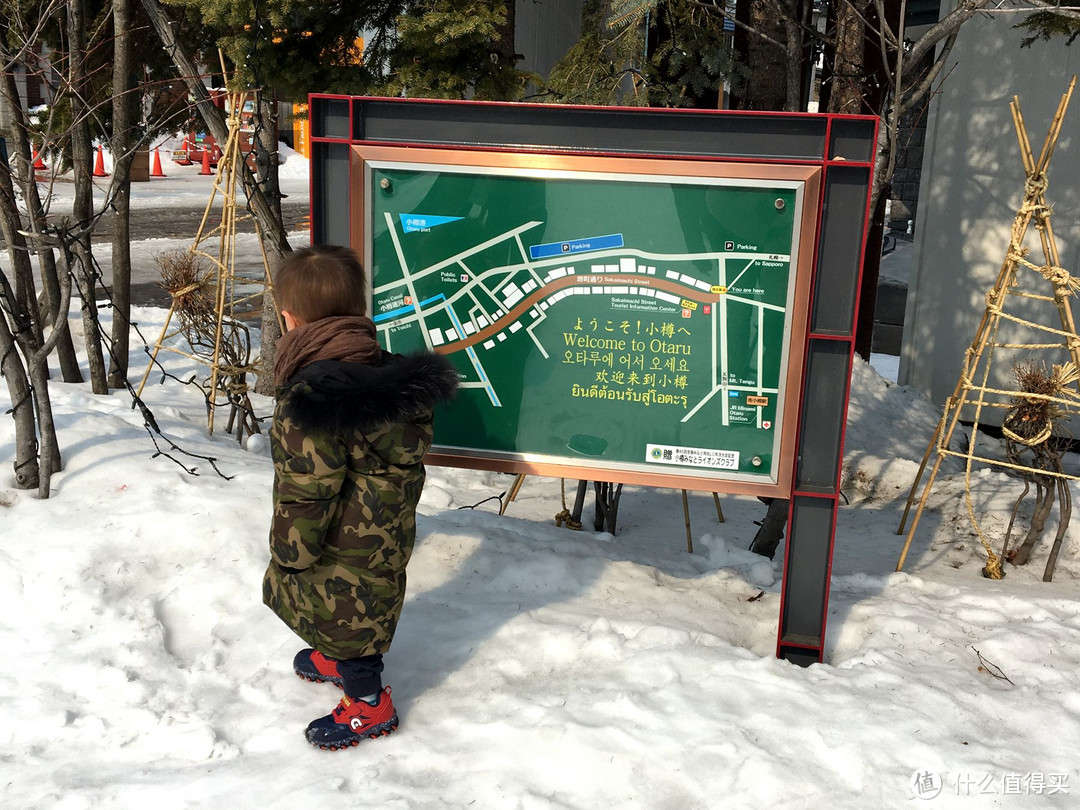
[{"x1": 273, "y1": 315, "x2": 381, "y2": 388}]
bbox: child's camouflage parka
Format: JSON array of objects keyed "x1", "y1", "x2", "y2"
[{"x1": 263, "y1": 351, "x2": 458, "y2": 658}]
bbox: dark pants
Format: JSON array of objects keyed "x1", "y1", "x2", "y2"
[{"x1": 332, "y1": 654, "x2": 384, "y2": 698}]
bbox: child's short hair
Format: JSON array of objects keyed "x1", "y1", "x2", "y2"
[{"x1": 275, "y1": 245, "x2": 367, "y2": 322}]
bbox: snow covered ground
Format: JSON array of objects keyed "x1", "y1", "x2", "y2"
[{"x1": 1, "y1": 149, "x2": 1079, "y2": 809}]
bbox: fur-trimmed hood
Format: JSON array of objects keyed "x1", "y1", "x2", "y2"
[{"x1": 277, "y1": 350, "x2": 459, "y2": 435}]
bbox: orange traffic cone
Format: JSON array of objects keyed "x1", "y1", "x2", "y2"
[
  {"x1": 175, "y1": 136, "x2": 192, "y2": 165},
  {"x1": 199, "y1": 148, "x2": 212, "y2": 175},
  {"x1": 151, "y1": 147, "x2": 165, "y2": 177},
  {"x1": 93, "y1": 144, "x2": 108, "y2": 177},
  {"x1": 32, "y1": 144, "x2": 47, "y2": 171}
]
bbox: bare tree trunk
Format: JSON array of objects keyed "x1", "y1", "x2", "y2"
[
  {"x1": 0, "y1": 72, "x2": 57, "y2": 493},
  {"x1": 4, "y1": 171, "x2": 44, "y2": 352},
  {"x1": 825, "y1": 0, "x2": 870, "y2": 115},
  {"x1": 67, "y1": 0, "x2": 108, "y2": 393},
  {"x1": 0, "y1": 61, "x2": 83, "y2": 383},
  {"x1": 0, "y1": 279, "x2": 39, "y2": 490},
  {"x1": 1043, "y1": 480, "x2": 1070, "y2": 582},
  {"x1": 108, "y1": 0, "x2": 135, "y2": 388},
  {"x1": 253, "y1": 95, "x2": 284, "y2": 384},
  {"x1": 71, "y1": 238, "x2": 108, "y2": 394},
  {"x1": 781, "y1": 2, "x2": 805, "y2": 111},
  {"x1": 737, "y1": 1, "x2": 788, "y2": 110},
  {"x1": 749, "y1": 497, "x2": 789, "y2": 559},
  {"x1": 26, "y1": 343, "x2": 62, "y2": 495},
  {"x1": 0, "y1": 155, "x2": 37, "y2": 327},
  {"x1": 1012, "y1": 480, "x2": 1054, "y2": 566},
  {"x1": 254, "y1": 97, "x2": 282, "y2": 225}
]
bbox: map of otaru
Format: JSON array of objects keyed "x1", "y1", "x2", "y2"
[{"x1": 368, "y1": 166, "x2": 800, "y2": 480}]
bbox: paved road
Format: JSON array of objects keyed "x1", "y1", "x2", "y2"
[
  {"x1": 1, "y1": 199, "x2": 311, "y2": 309},
  {"x1": 90, "y1": 199, "x2": 310, "y2": 243},
  {"x1": 103, "y1": 200, "x2": 311, "y2": 309}
]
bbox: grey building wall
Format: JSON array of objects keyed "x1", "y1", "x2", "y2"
[
  {"x1": 515, "y1": 0, "x2": 584, "y2": 82},
  {"x1": 899, "y1": 13, "x2": 1080, "y2": 428}
]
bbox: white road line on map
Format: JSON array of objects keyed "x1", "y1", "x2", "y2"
[
  {"x1": 527, "y1": 315, "x2": 550, "y2": 358},
  {"x1": 723, "y1": 295, "x2": 785, "y2": 313},
  {"x1": 384, "y1": 211, "x2": 431, "y2": 349},
  {"x1": 469, "y1": 288, "x2": 496, "y2": 332},
  {"x1": 372, "y1": 220, "x2": 545, "y2": 294},
  {"x1": 718, "y1": 258, "x2": 729, "y2": 427},
  {"x1": 513, "y1": 232, "x2": 543, "y2": 287},
  {"x1": 726, "y1": 259, "x2": 758, "y2": 291},
  {"x1": 683, "y1": 386, "x2": 722, "y2": 423},
  {"x1": 711, "y1": 287, "x2": 718, "y2": 389},
  {"x1": 459, "y1": 260, "x2": 504, "y2": 314},
  {"x1": 756, "y1": 307, "x2": 764, "y2": 428}
]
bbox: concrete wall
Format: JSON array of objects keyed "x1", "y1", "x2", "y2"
[{"x1": 899, "y1": 13, "x2": 1080, "y2": 426}]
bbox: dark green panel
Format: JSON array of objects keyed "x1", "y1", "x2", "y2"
[{"x1": 368, "y1": 162, "x2": 807, "y2": 484}]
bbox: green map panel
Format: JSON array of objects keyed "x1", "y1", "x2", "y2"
[{"x1": 368, "y1": 163, "x2": 801, "y2": 482}]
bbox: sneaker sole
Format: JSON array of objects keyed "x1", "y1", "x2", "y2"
[
  {"x1": 306, "y1": 715, "x2": 399, "y2": 751},
  {"x1": 294, "y1": 667, "x2": 344, "y2": 688}
]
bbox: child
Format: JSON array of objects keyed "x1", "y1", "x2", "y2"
[{"x1": 262, "y1": 245, "x2": 458, "y2": 750}]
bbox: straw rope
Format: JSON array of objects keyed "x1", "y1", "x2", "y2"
[{"x1": 553, "y1": 479, "x2": 583, "y2": 529}]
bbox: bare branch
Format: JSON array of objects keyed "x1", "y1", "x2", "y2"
[
  {"x1": 686, "y1": 0, "x2": 789, "y2": 51},
  {"x1": 898, "y1": 32, "x2": 960, "y2": 117},
  {"x1": 0, "y1": 0, "x2": 67, "y2": 73},
  {"x1": 989, "y1": 2, "x2": 1080, "y2": 18},
  {"x1": 973, "y1": 647, "x2": 1015, "y2": 685},
  {"x1": 838, "y1": 0, "x2": 896, "y2": 53},
  {"x1": 869, "y1": 0, "x2": 900, "y2": 50},
  {"x1": 907, "y1": 0, "x2": 995, "y2": 67}
]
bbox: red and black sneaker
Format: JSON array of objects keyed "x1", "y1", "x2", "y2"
[
  {"x1": 305, "y1": 687, "x2": 399, "y2": 750},
  {"x1": 293, "y1": 648, "x2": 344, "y2": 688}
]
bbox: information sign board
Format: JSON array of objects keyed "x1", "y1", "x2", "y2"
[{"x1": 354, "y1": 147, "x2": 820, "y2": 496}]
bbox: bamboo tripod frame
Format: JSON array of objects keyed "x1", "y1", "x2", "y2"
[
  {"x1": 135, "y1": 87, "x2": 275, "y2": 440},
  {"x1": 896, "y1": 78, "x2": 1080, "y2": 574}
]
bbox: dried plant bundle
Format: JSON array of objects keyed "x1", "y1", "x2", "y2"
[
  {"x1": 156, "y1": 250, "x2": 215, "y2": 325},
  {"x1": 1003, "y1": 360, "x2": 1079, "y2": 445}
]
